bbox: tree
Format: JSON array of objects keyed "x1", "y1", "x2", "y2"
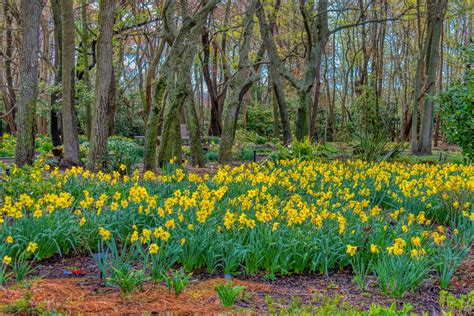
[
  {"x1": 0, "y1": 2, "x2": 16, "y2": 133},
  {"x1": 257, "y1": 0, "x2": 292, "y2": 144},
  {"x1": 88, "y1": 0, "x2": 115, "y2": 171},
  {"x1": 50, "y1": 0, "x2": 62, "y2": 151},
  {"x1": 218, "y1": 0, "x2": 259, "y2": 163},
  {"x1": 258, "y1": 0, "x2": 329, "y2": 142},
  {"x1": 143, "y1": 71, "x2": 167, "y2": 171},
  {"x1": 15, "y1": 0, "x2": 43, "y2": 167},
  {"x1": 416, "y1": 0, "x2": 448, "y2": 155},
  {"x1": 80, "y1": 0, "x2": 92, "y2": 139},
  {"x1": 60, "y1": 0, "x2": 83, "y2": 167},
  {"x1": 157, "y1": 0, "x2": 217, "y2": 167}
]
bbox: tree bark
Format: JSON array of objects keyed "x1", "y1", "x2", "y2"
[
  {"x1": 0, "y1": 3, "x2": 15, "y2": 133},
  {"x1": 411, "y1": 0, "x2": 426, "y2": 153},
  {"x1": 182, "y1": 51, "x2": 205, "y2": 167},
  {"x1": 219, "y1": 0, "x2": 258, "y2": 163},
  {"x1": 201, "y1": 29, "x2": 222, "y2": 136},
  {"x1": 144, "y1": 39, "x2": 166, "y2": 123},
  {"x1": 60, "y1": 0, "x2": 83, "y2": 167},
  {"x1": 143, "y1": 73, "x2": 167, "y2": 171},
  {"x1": 256, "y1": 0, "x2": 292, "y2": 144},
  {"x1": 80, "y1": 0, "x2": 92, "y2": 139},
  {"x1": 88, "y1": 0, "x2": 115, "y2": 171},
  {"x1": 417, "y1": 0, "x2": 447, "y2": 154},
  {"x1": 50, "y1": 0, "x2": 62, "y2": 150},
  {"x1": 258, "y1": 0, "x2": 328, "y2": 142},
  {"x1": 158, "y1": 0, "x2": 217, "y2": 167},
  {"x1": 15, "y1": 0, "x2": 43, "y2": 167},
  {"x1": 3, "y1": 1, "x2": 17, "y2": 133},
  {"x1": 107, "y1": 66, "x2": 116, "y2": 136}
]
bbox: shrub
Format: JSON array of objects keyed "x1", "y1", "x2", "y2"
[
  {"x1": 354, "y1": 132, "x2": 405, "y2": 162},
  {"x1": 0, "y1": 134, "x2": 16, "y2": 157},
  {"x1": 107, "y1": 136, "x2": 143, "y2": 171},
  {"x1": 79, "y1": 136, "x2": 143, "y2": 171},
  {"x1": 205, "y1": 150, "x2": 219, "y2": 162},
  {"x1": 437, "y1": 81, "x2": 474, "y2": 160},
  {"x1": 268, "y1": 138, "x2": 333, "y2": 161},
  {"x1": 240, "y1": 148, "x2": 254, "y2": 161}
]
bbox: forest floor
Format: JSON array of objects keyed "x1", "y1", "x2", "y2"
[{"x1": 0, "y1": 248, "x2": 472, "y2": 315}]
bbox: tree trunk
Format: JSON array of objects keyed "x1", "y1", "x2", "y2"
[
  {"x1": 434, "y1": 26, "x2": 444, "y2": 148},
  {"x1": 60, "y1": 0, "x2": 83, "y2": 167},
  {"x1": 417, "y1": 0, "x2": 447, "y2": 155},
  {"x1": 310, "y1": 57, "x2": 322, "y2": 141},
  {"x1": 3, "y1": 1, "x2": 16, "y2": 133},
  {"x1": 0, "y1": 3, "x2": 15, "y2": 133},
  {"x1": 88, "y1": 0, "x2": 115, "y2": 171},
  {"x1": 107, "y1": 66, "x2": 116, "y2": 136},
  {"x1": 15, "y1": 0, "x2": 43, "y2": 167},
  {"x1": 411, "y1": 0, "x2": 426, "y2": 153},
  {"x1": 144, "y1": 39, "x2": 166, "y2": 123},
  {"x1": 256, "y1": 0, "x2": 292, "y2": 144},
  {"x1": 158, "y1": 82, "x2": 183, "y2": 166},
  {"x1": 219, "y1": 0, "x2": 258, "y2": 163},
  {"x1": 80, "y1": 0, "x2": 92, "y2": 139},
  {"x1": 269, "y1": 75, "x2": 280, "y2": 139},
  {"x1": 50, "y1": 0, "x2": 63, "y2": 150},
  {"x1": 143, "y1": 73, "x2": 167, "y2": 171},
  {"x1": 258, "y1": 0, "x2": 328, "y2": 142},
  {"x1": 202, "y1": 29, "x2": 222, "y2": 136},
  {"x1": 182, "y1": 60, "x2": 205, "y2": 167},
  {"x1": 158, "y1": 0, "x2": 217, "y2": 167}
]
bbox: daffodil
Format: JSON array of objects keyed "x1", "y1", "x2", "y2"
[
  {"x1": 370, "y1": 244, "x2": 379, "y2": 254},
  {"x1": 27, "y1": 242, "x2": 38, "y2": 253},
  {"x1": 149, "y1": 243, "x2": 159, "y2": 254},
  {"x1": 346, "y1": 245, "x2": 357, "y2": 257},
  {"x1": 2, "y1": 255, "x2": 11, "y2": 265}
]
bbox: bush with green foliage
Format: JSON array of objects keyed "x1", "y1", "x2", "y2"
[
  {"x1": 0, "y1": 133, "x2": 53, "y2": 157},
  {"x1": 107, "y1": 136, "x2": 143, "y2": 171},
  {"x1": 79, "y1": 136, "x2": 143, "y2": 171},
  {"x1": 0, "y1": 133, "x2": 15, "y2": 157},
  {"x1": 205, "y1": 150, "x2": 219, "y2": 162},
  {"x1": 242, "y1": 106, "x2": 275, "y2": 137},
  {"x1": 268, "y1": 138, "x2": 334, "y2": 161},
  {"x1": 355, "y1": 132, "x2": 405, "y2": 162},
  {"x1": 437, "y1": 81, "x2": 474, "y2": 160}
]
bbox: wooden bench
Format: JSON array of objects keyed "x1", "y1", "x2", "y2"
[
  {"x1": 180, "y1": 124, "x2": 190, "y2": 144},
  {"x1": 249, "y1": 144, "x2": 277, "y2": 162},
  {"x1": 0, "y1": 152, "x2": 45, "y2": 167},
  {"x1": 0, "y1": 157, "x2": 15, "y2": 165}
]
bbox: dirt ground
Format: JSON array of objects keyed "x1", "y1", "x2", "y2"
[{"x1": 0, "y1": 247, "x2": 472, "y2": 315}]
